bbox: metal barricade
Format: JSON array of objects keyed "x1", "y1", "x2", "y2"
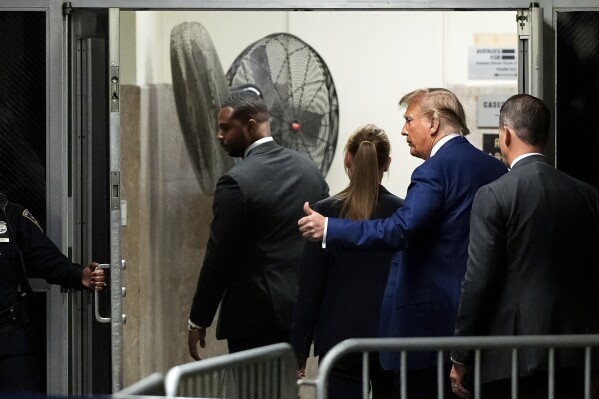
[
  {"x1": 164, "y1": 342, "x2": 297, "y2": 398},
  {"x1": 316, "y1": 335, "x2": 599, "y2": 399},
  {"x1": 113, "y1": 372, "x2": 165, "y2": 397}
]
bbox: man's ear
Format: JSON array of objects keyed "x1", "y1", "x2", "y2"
[
  {"x1": 246, "y1": 118, "x2": 257, "y2": 134},
  {"x1": 429, "y1": 117, "x2": 440, "y2": 136},
  {"x1": 503, "y1": 126, "x2": 512, "y2": 147}
]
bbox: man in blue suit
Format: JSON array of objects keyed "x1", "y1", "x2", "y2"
[{"x1": 299, "y1": 88, "x2": 507, "y2": 398}]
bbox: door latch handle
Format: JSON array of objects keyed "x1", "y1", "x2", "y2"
[{"x1": 94, "y1": 263, "x2": 112, "y2": 323}]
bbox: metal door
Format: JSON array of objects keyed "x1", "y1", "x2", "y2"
[
  {"x1": 106, "y1": 7, "x2": 125, "y2": 393},
  {"x1": 67, "y1": 6, "x2": 113, "y2": 395},
  {"x1": 67, "y1": 5, "x2": 124, "y2": 393}
]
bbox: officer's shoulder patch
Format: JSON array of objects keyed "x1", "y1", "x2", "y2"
[{"x1": 22, "y1": 209, "x2": 43, "y2": 232}]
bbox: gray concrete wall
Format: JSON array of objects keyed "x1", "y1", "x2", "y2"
[{"x1": 120, "y1": 84, "x2": 228, "y2": 386}]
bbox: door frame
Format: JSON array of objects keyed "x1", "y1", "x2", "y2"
[{"x1": 4, "y1": 0, "x2": 599, "y2": 394}]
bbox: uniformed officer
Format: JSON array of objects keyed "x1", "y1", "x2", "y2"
[{"x1": 0, "y1": 193, "x2": 105, "y2": 392}]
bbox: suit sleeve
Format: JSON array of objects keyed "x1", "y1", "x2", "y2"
[
  {"x1": 327, "y1": 164, "x2": 444, "y2": 251},
  {"x1": 451, "y1": 186, "x2": 505, "y2": 364},
  {"x1": 291, "y1": 205, "x2": 330, "y2": 360},
  {"x1": 189, "y1": 175, "x2": 247, "y2": 328},
  {"x1": 320, "y1": 180, "x2": 330, "y2": 201},
  {"x1": 17, "y1": 208, "x2": 85, "y2": 289}
]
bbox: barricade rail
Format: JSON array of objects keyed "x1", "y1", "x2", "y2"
[
  {"x1": 164, "y1": 342, "x2": 297, "y2": 398},
  {"x1": 113, "y1": 372, "x2": 165, "y2": 397},
  {"x1": 316, "y1": 335, "x2": 599, "y2": 399}
]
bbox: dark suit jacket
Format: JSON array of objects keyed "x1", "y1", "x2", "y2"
[
  {"x1": 291, "y1": 186, "x2": 404, "y2": 360},
  {"x1": 452, "y1": 155, "x2": 599, "y2": 383},
  {"x1": 326, "y1": 136, "x2": 508, "y2": 369},
  {"x1": 189, "y1": 140, "x2": 329, "y2": 340}
]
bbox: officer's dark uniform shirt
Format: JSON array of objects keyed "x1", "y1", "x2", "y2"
[{"x1": 0, "y1": 201, "x2": 85, "y2": 356}]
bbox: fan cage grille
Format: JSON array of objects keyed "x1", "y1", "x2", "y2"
[{"x1": 227, "y1": 33, "x2": 339, "y2": 176}]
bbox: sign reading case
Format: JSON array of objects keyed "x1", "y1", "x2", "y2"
[{"x1": 477, "y1": 94, "x2": 509, "y2": 128}]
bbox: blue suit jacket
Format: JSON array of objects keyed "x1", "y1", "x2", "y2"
[{"x1": 326, "y1": 136, "x2": 507, "y2": 369}]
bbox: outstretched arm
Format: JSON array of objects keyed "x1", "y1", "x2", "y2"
[{"x1": 299, "y1": 164, "x2": 445, "y2": 251}]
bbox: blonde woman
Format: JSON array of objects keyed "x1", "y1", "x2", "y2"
[{"x1": 292, "y1": 124, "x2": 404, "y2": 399}]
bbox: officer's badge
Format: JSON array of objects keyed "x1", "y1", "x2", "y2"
[
  {"x1": 0, "y1": 221, "x2": 6, "y2": 235},
  {"x1": 22, "y1": 209, "x2": 43, "y2": 232}
]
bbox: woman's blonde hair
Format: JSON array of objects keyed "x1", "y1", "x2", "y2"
[{"x1": 335, "y1": 124, "x2": 391, "y2": 220}]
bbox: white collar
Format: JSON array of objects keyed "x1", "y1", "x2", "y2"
[
  {"x1": 430, "y1": 133, "x2": 460, "y2": 158},
  {"x1": 510, "y1": 152, "x2": 544, "y2": 169},
  {"x1": 244, "y1": 137, "x2": 274, "y2": 158}
]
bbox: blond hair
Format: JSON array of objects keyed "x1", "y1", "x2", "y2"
[
  {"x1": 336, "y1": 124, "x2": 391, "y2": 220},
  {"x1": 399, "y1": 88, "x2": 470, "y2": 136}
]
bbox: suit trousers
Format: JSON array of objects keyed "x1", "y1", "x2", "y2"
[
  {"x1": 394, "y1": 362, "x2": 460, "y2": 399},
  {"x1": 322, "y1": 352, "x2": 395, "y2": 399},
  {"x1": 481, "y1": 369, "x2": 590, "y2": 399}
]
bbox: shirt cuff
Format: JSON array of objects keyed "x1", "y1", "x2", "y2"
[
  {"x1": 322, "y1": 217, "x2": 329, "y2": 249},
  {"x1": 188, "y1": 319, "x2": 205, "y2": 330}
]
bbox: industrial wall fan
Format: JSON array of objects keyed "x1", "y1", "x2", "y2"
[
  {"x1": 170, "y1": 22, "x2": 234, "y2": 196},
  {"x1": 226, "y1": 33, "x2": 339, "y2": 177}
]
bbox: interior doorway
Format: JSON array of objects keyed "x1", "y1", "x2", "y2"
[{"x1": 117, "y1": 9, "x2": 519, "y2": 387}]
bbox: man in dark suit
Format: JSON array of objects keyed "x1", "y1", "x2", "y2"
[
  {"x1": 450, "y1": 94, "x2": 599, "y2": 399},
  {"x1": 187, "y1": 85, "x2": 329, "y2": 358},
  {"x1": 299, "y1": 88, "x2": 507, "y2": 398}
]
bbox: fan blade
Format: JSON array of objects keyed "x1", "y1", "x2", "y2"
[{"x1": 170, "y1": 22, "x2": 234, "y2": 196}]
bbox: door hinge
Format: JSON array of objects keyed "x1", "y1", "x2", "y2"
[{"x1": 110, "y1": 66, "x2": 120, "y2": 112}]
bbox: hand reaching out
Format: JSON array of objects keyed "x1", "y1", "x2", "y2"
[{"x1": 298, "y1": 202, "x2": 325, "y2": 241}]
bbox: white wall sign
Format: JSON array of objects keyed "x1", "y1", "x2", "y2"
[
  {"x1": 477, "y1": 94, "x2": 509, "y2": 128},
  {"x1": 468, "y1": 47, "x2": 517, "y2": 80}
]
